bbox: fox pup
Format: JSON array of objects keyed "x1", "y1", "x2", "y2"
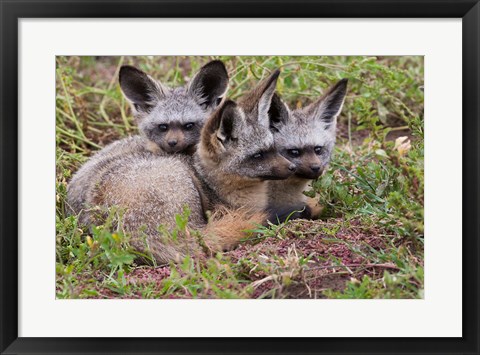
[
  {"x1": 120, "y1": 60, "x2": 229, "y2": 155},
  {"x1": 268, "y1": 79, "x2": 348, "y2": 219},
  {"x1": 67, "y1": 60, "x2": 229, "y2": 218},
  {"x1": 68, "y1": 70, "x2": 296, "y2": 264}
]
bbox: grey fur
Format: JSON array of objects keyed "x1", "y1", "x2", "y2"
[
  {"x1": 120, "y1": 60, "x2": 229, "y2": 154},
  {"x1": 268, "y1": 79, "x2": 348, "y2": 212},
  {"x1": 67, "y1": 69, "x2": 296, "y2": 264},
  {"x1": 67, "y1": 61, "x2": 228, "y2": 218},
  {"x1": 66, "y1": 135, "x2": 162, "y2": 224}
]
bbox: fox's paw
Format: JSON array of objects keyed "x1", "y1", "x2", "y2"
[
  {"x1": 306, "y1": 197, "x2": 324, "y2": 219},
  {"x1": 266, "y1": 203, "x2": 314, "y2": 223}
]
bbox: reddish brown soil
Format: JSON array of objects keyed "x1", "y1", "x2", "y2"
[
  {"x1": 72, "y1": 218, "x2": 398, "y2": 299},
  {"x1": 223, "y1": 218, "x2": 390, "y2": 298}
]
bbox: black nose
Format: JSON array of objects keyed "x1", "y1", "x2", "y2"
[
  {"x1": 311, "y1": 165, "x2": 321, "y2": 173},
  {"x1": 168, "y1": 140, "x2": 177, "y2": 147},
  {"x1": 288, "y1": 164, "x2": 296, "y2": 172}
]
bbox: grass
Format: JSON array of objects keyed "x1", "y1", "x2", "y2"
[{"x1": 56, "y1": 55, "x2": 424, "y2": 299}]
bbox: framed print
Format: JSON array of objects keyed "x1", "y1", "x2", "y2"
[{"x1": 1, "y1": 0, "x2": 479, "y2": 354}]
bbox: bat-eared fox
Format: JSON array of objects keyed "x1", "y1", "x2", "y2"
[
  {"x1": 67, "y1": 68, "x2": 297, "y2": 264},
  {"x1": 120, "y1": 60, "x2": 229, "y2": 155},
  {"x1": 268, "y1": 79, "x2": 348, "y2": 219},
  {"x1": 67, "y1": 60, "x2": 229, "y2": 218}
]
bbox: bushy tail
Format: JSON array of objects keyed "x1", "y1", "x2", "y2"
[
  {"x1": 131, "y1": 207, "x2": 268, "y2": 265},
  {"x1": 200, "y1": 206, "x2": 268, "y2": 253}
]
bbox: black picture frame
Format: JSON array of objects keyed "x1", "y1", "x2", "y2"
[{"x1": 1, "y1": 1, "x2": 479, "y2": 354}]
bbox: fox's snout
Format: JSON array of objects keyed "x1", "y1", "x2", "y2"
[
  {"x1": 310, "y1": 165, "x2": 321, "y2": 173},
  {"x1": 295, "y1": 154, "x2": 324, "y2": 179},
  {"x1": 268, "y1": 155, "x2": 297, "y2": 180},
  {"x1": 162, "y1": 130, "x2": 186, "y2": 153}
]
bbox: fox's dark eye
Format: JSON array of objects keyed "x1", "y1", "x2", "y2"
[
  {"x1": 288, "y1": 149, "x2": 301, "y2": 157},
  {"x1": 159, "y1": 124, "x2": 168, "y2": 132},
  {"x1": 314, "y1": 146, "x2": 324, "y2": 155},
  {"x1": 184, "y1": 122, "x2": 195, "y2": 130},
  {"x1": 252, "y1": 152, "x2": 264, "y2": 159}
]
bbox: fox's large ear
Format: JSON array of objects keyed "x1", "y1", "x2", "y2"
[
  {"x1": 203, "y1": 100, "x2": 237, "y2": 148},
  {"x1": 268, "y1": 93, "x2": 290, "y2": 132},
  {"x1": 188, "y1": 60, "x2": 229, "y2": 110},
  {"x1": 256, "y1": 70, "x2": 281, "y2": 127},
  {"x1": 216, "y1": 101, "x2": 237, "y2": 144},
  {"x1": 305, "y1": 78, "x2": 348, "y2": 127},
  {"x1": 238, "y1": 69, "x2": 281, "y2": 127},
  {"x1": 119, "y1": 65, "x2": 168, "y2": 113}
]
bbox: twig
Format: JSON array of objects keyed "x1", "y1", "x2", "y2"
[
  {"x1": 99, "y1": 56, "x2": 124, "y2": 124},
  {"x1": 57, "y1": 68, "x2": 86, "y2": 139},
  {"x1": 251, "y1": 275, "x2": 275, "y2": 288},
  {"x1": 307, "y1": 263, "x2": 400, "y2": 272},
  {"x1": 347, "y1": 111, "x2": 353, "y2": 150},
  {"x1": 388, "y1": 125, "x2": 410, "y2": 132},
  {"x1": 56, "y1": 126, "x2": 102, "y2": 149},
  {"x1": 278, "y1": 61, "x2": 347, "y2": 70}
]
